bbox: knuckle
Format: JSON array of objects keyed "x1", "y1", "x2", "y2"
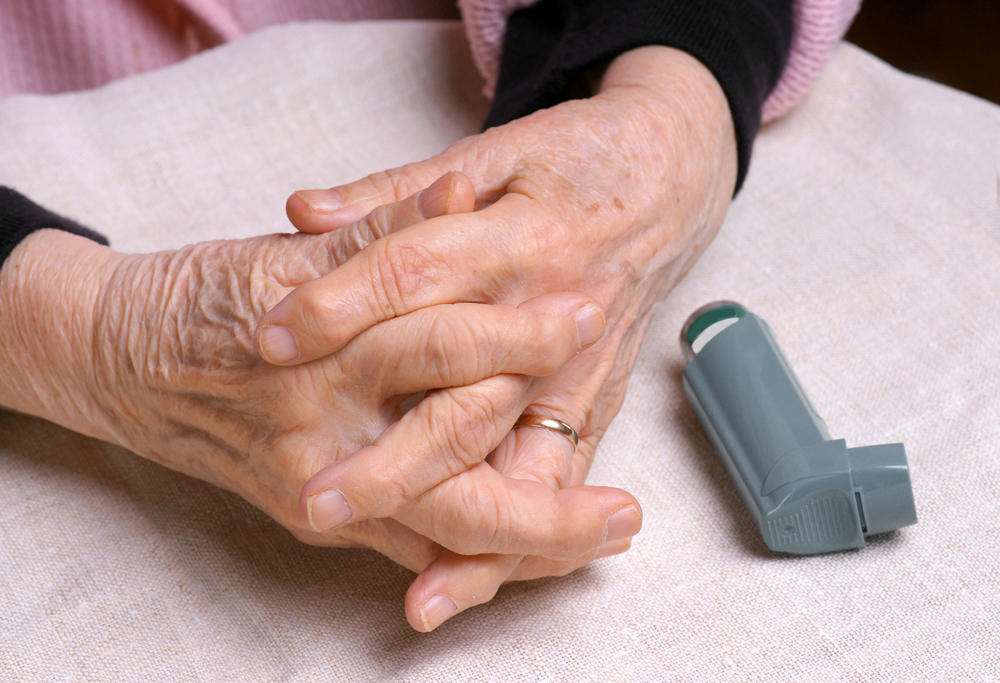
[
  {"x1": 527, "y1": 212, "x2": 572, "y2": 264},
  {"x1": 541, "y1": 504, "x2": 582, "y2": 561},
  {"x1": 366, "y1": 169, "x2": 424, "y2": 203},
  {"x1": 297, "y1": 286, "x2": 348, "y2": 349},
  {"x1": 423, "y1": 315, "x2": 460, "y2": 384},
  {"x1": 366, "y1": 238, "x2": 434, "y2": 320},
  {"x1": 448, "y1": 391, "x2": 502, "y2": 465},
  {"x1": 529, "y1": 314, "x2": 574, "y2": 375},
  {"x1": 425, "y1": 390, "x2": 501, "y2": 476},
  {"x1": 376, "y1": 469, "x2": 414, "y2": 518},
  {"x1": 443, "y1": 479, "x2": 509, "y2": 555},
  {"x1": 356, "y1": 448, "x2": 415, "y2": 517},
  {"x1": 496, "y1": 201, "x2": 576, "y2": 285},
  {"x1": 362, "y1": 204, "x2": 392, "y2": 241},
  {"x1": 327, "y1": 222, "x2": 372, "y2": 264},
  {"x1": 374, "y1": 447, "x2": 418, "y2": 503},
  {"x1": 423, "y1": 313, "x2": 491, "y2": 385},
  {"x1": 483, "y1": 494, "x2": 511, "y2": 555}
]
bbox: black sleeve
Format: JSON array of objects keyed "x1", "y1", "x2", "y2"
[
  {"x1": 484, "y1": 0, "x2": 794, "y2": 193},
  {"x1": 0, "y1": 187, "x2": 109, "y2": 265}
]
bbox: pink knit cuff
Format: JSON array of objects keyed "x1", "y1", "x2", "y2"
[
  {"x1": 458, "y1": 0, "x2": 537, "y2": 97},
  {"x1": 761, "y1": 0, "x2": 862, "y2": 122},
  {"x1": 459, "y1": 0, "x2": 862, "y2": 117}
]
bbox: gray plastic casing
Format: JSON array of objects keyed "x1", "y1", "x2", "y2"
[{"x1": 682, "y1": 312, "x2": 917, "y2": 554}]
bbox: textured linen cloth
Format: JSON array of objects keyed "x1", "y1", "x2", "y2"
[{"x1": 0, "y1": 20, "x2": 998, "y2": 682}]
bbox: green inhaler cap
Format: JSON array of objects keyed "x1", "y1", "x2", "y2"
[
  {"x1": 680, "y1": 301, "x2": 917, "y2": 554},
  {"x1": 681, "y1": 300, "x2": 748, "y2": 361}
]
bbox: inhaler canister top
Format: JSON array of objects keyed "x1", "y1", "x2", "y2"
[{"x1": 680, "y1": 301, "x2": 917, "y2": 554}]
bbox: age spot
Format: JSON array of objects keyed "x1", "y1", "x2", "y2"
[{"x1": 613, "y1": 198, "x2": 624, "y2": 210}]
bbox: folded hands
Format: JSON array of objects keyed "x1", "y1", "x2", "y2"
[{"x1": 0, "y1": 45, "x2": 736, "y2": 631}]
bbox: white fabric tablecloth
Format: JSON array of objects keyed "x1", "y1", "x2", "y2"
[{"x1": 1, "y1": 21, "x2": 997, "y2": 682}]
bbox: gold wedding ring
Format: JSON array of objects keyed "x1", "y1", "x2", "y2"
[{"x1": 513, "y1": 414, "x2": 579, "y2": 448}]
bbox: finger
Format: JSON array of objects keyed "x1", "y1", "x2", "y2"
[
  {"x1": 318, "y1": 171, "x2": 476, "y2": 267},
  {"x1": 258, "y1": 174, "x2": 477, "y2": 365},
  {"x1": 404, "y1": 552, "x2": 521, "y2": 631},
  {"x1": 297, "y1": 373, "x2": 588, "y2": 538},
  {"x1": 490, "y1": 413, "x2": 578, "y2": 489},
  {"x1": 300, "y1": 373, "x2": 529, "y2": 532},
  {"x1": 288, "y1": 163, "x2": 461, "y2": 234},
  {"x1": 300, "y1": 366, "x2": 638, "y2": 556},
  {"x1": 403, "y1": 427, "x2": 630, "y2": 631},
  {"x1": 257, "y1": 194, "x2": 534, "y2": 364},
  {"x1": 285, "y1": 126, "x2": 528, "y2": 234},
  {"x1": 340, "y1": 293, "x2": 606, "y2": 396},
  {"x1": 293, "y1": 170, "x2": 475, "y2": 250},
  {"x1": 396, "y1": 463, "x2": 642, "y2": 560},
  {"x1": 404, "y1": 538, "x2": 633, "y2": 631},
  {"x1": 283, "y1": 122, "x2": 518, "y2": 234},
  {"x1": 401, "y1": 346, "x2": 630, "y2": 621},
  {"x1": 299, "y1": 377, "x2": 640, "y2": 557},
  {"x1": 400, "y1": 428, "x2": 569, "y2": 631}
]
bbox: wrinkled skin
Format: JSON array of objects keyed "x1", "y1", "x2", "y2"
[
  {"x1": 0, "y1": 183, "x2": 640, "y2": 597},
  {"x1": 0, "y1": 44, "x2": 738, "y2": 634},
  {"x1": 261, "y1": 46, "x2": 738, "y2": 629}
]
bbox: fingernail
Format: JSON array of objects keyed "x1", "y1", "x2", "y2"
[
  {"x1": 295, "y1": 189, "x2": 343, "y2": 214},
  {"x1": 258, "y1": 325, "x2": 299, "y2": 364},
  {"x1": 419, "y1": 595, "x2": 458, "y2": 631},
  {"x1": 605, "y1": 505, "x2": 641, "y2": 542},
  {"x1": 575, "y1": 304, "x2": 606, "y2": 349},
  {"x1": 417, "y1": 173, "x2": 454, "y2": 218},
  {"x1": 306, "y1": 489, "x2": 352, "y2": 532},
  {"x1": 595, "y1": 537, "x2": 632, "y2": 559}
]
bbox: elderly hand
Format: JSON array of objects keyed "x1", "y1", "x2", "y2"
[
  {"x1": 254, "y1": 45, "x2": 738, "y2": 628},
  {"x1": 0, "y1": 175, "x2": 640, "y2": 585}
]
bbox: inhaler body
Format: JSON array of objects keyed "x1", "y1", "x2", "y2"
[{"x1": 681, "y1": 302, "x2": 917, "y2": 555}]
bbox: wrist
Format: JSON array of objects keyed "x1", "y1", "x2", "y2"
[
  {"x1": 598, "y1": 46, "x2": 738, "y2": 195},
  {"x1": 597, "y1": 45, "x2": 738, "y2": 222},
  {"x1": 600, "y1": 46, "x2": 735, "y2": 148},
  {"x1": 0, "y1": 230, "x2": 125, "y2": 440}
]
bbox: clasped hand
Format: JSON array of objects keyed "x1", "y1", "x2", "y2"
[
  {"x1": 0, "y1": 45, "x2": 735, "y2": 633},
  {"x1": 255, "y1": 46, "x2": 737, "y2": 628},
  {"x1": 0, "y1": 175, "x2": 640, "y2": 633}
]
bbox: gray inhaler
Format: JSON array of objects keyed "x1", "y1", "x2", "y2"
[{"x1": 680, "y1": 302, "x2": 917, "y2": 554}]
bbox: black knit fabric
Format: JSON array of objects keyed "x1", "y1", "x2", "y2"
[
  {"x1": 486, "y1": 0, "x2": 794, "y2": 193},
  {"x1": 0, "y1": 187, "x2": 109, "y2": 264}
]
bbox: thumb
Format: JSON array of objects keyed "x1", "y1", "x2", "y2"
[
  {"x1": 285, "y1": 123, "x2": 524, "y2": 234},
  {"x1": 287, "y1": 158, "x2": 462, "y2": 235}
]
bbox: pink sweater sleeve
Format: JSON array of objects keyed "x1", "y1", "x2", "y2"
[
  {"x1": 760, "y1": 0, "x2": 862, "y2": 122},
  {"x1": 0, "y1": 0, "x2": 461, "y2": 98},
  {"x1": 460, "y1": 0, "x2": 863, "y2": 120}
]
